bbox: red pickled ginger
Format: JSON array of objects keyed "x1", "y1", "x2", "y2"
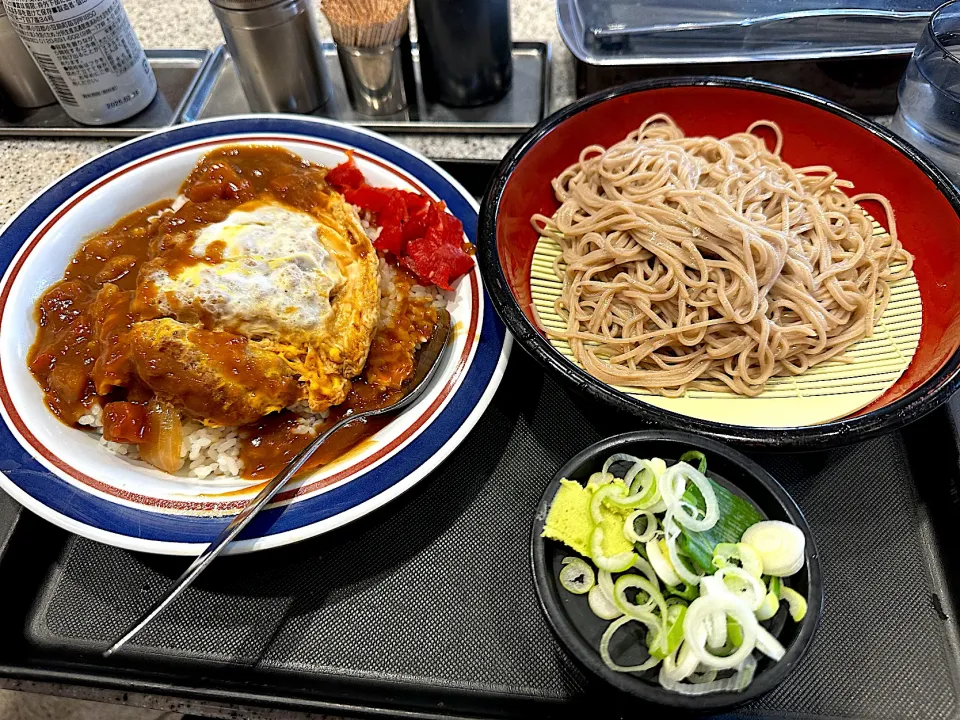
[{"x1": 327, "y1": 154, "x2": 474, "y2": 291}]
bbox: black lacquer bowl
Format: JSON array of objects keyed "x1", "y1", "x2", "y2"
[
  {"x1": 531, "y1": 430, "x2": 823, "y2": 710},
  {"x1": 479, "y1": 77, "x2": 960, "y2": 449}
]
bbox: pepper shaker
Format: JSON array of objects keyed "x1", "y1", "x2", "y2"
[
  {"x1": 413, "y1": 0, "x2": 512, "y2": 107},
  {"x1": 209, "y1": 0, "x2": 332, "y2": 114}
]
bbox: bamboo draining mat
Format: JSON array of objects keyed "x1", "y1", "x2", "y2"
[{"x1": 530, "y1": 220, "x2": 921, "y2": 427}]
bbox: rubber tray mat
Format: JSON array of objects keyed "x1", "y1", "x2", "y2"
[
  {"x1": 0, "y1": 489, "x2": 20, "y2": 563},
  {"x1": 2, "y1": 351, "x2": 960, "y2": 719}
]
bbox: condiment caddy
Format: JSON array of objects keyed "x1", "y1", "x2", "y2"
[
  {"x1": 0, "y1": 50, "x2": 211, "y2": 138},
  {"x1": 0, "y1": 42, "x2": 550, "y2": 138}
]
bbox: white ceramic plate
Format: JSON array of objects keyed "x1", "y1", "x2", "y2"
[{"x1": 0, "y1": 115, "x2": 511, "y2": 555}]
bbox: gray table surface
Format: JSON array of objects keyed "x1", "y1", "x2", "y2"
[
  {"x1": 0, "y1": 1, "x2": 568, "y2": 717},
  {"x1": 0, "y1": 0, "x2": 574, "y2": 227},
  {"x1": 0, "y1": 2, "x2": 909, "y2": 715}
]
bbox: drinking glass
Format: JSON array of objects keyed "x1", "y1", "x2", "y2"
[{"x1": 892, "y1": 0, "x2": 960, "y2": 183}]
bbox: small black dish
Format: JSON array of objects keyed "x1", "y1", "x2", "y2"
[{"x1": 531, "y1": 430, "x2": 823, "y2": 711}]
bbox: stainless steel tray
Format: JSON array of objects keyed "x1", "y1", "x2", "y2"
[
  {"x1": 180, "y1": 42, "x2": 551, "y2": 134},
  {"x1": 0, "y1": 50, "x2": 212, "y2": 138}
]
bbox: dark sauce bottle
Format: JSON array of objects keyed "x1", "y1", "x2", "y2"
[{"x1": 414, "y1": 0, "x2": 513, "y2": 107}]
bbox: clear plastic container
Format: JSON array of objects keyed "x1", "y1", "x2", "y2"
[
  {"x1": 891, "y1": 0, "x2": 960, "y2": 183},
  {"x1": 557, "y1": 0, "x2": 942, "y2": 65}
]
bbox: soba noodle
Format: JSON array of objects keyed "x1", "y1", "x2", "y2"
[{"x1": 531, "y1": 115, "x2": 914, "y2": 397}]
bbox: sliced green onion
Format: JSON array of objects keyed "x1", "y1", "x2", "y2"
[
  {"x1": 663, "y1": 516, "x2": 704, "y2": 586},
  {"x1": 741, "y1": 521, "x2": 806, "y2": 577},
  {"x1": 712, "y1": 630, "x2": 751, "y2": 659},
  {"x1": 646, "y1": 498, "x2": 668, "y2": 514},
  {"x1": 712, "y1": 542, "x2": 764, "y2": 578},
  {"x1": 716, "y1": 566, "x2": 767, "y2": 612},
  {"x1": 698, "y1": 575, "x2": 729, "y2": 650},
  {"x1": 636, "y1": 457, "x2": 667, "y2": 485},
  {"x1": 624, "y1": 510, "x2": 658, "y2": 544},
  {"x1": 780, "y1": 586, "x2": 808, "y2": 622},
  {"x1": 588, "y1": 584, "x2": 623, "y2": 620},
  {"x1": 590, "y1": 484, "x2": 626, "y2": 524},
  {"x1": 614, "y1": 574, "x2": 668, "y2": 630},
  {"x1": 666, "y1": 581, "x2": 699, "y2": 601},
  {"x1": 754, "y1": 592, "x2": 780, "y2": 621},
  {"x1": 626, "y1": 457, "x2": 664, "y2": 487},
  {"x1": 594, "y1": 570, "x2": 624, "y2": 620},
  {"x1": 683, "y1": 594, "x2": 760, "y2": 670},
  {"x1": 659, "y1": 463, "x2": 719, "y2": 532},
  {"x1": 631, "y1": 557, "x2": 661, "y2": 590},
  {"x1": 688, "y1": 667, "x2": 718, "y2": 684},
  {"x1": 549, "y1": 452, "x2": 804, "y2": 698},
  {"x1": 659, "y1": 465, "x2": 687, "y2": 506},
  {"x1": 600, "y1": 454, "x2": 665, "y2": 495},
  {"x1": 706, "y1": 616, "x2": 727, "y2": 651},
  {"x1": 591, "y1": 526, "x2": 637, "y2": 572},
  {"x1": 632, "y1": 458, "x2": 666, "y2": 507},
  {"x1": 586, "y1": 471, "x2": 615, "y2": 490},
  {"x1": 659, "y1": 654, "x2": 757, "y2": 696},
  {"x1": 559, "y1": 557, "x2": 595, "y2": 595},
  {"x1": 607, "y1": 459, "x2": 665, "y2": 509},
  {"x1": 661, "y1": 639, "x2": 699, "y2": 683},
  {"x1": 648, "y1": 604, "x2": 687, "y2": 660},
  {"x1": 678, "y1": 479, "x2": 764, "y2": 574},
  {"x1": 679, "y1": 450, "x2": 707, "y2": 474},
  {"x1": 726, "y1": 616, "x2": 744, "y2": 648},
  {"x1": 756, "y1": 624, "x2": 786, "y2": 661},
  {"x1": 602, "y1": 453, "x2": 642, "y2": 476},
  {"x1": 768, "y1": 575, "x2": 782, "y2": 599},
  {"x1": 600, "y1": 614, "x2": 663, "y2": 673},
  {"x1": 646, "y1": 537, "x2": 682, "y2": 587},
  {"x1": 598, "y1": 569, "x2": 616, "y2": 601}
]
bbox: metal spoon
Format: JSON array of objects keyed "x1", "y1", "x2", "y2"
[{"x1": 103, "y1": 308, "x2": 452, "y2": 658}]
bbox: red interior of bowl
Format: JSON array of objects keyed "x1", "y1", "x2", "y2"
[{"x1": 496, "y1": 85, "x2": 960, "y2": 414}]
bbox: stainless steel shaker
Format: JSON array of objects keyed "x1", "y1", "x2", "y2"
[
  {"x1": 337, "y1": 35, "x2": 415, "y2": 116},
  {"x1": 0, "y1": 3, "x2": 55, "y2": 109},
  {"x1": 208, "y1": 0, "x2": 332, "y2": 114}
]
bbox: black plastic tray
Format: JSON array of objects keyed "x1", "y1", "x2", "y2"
[
  {"x1": 1, "y1": 346, "x2": 959, "y2": 720},
  {"x1": 575, "y1": 55, "x2": 910, "y2": 114},
  {"x1": 1, "y1": 160, "x2": 959, "y2": 719}
]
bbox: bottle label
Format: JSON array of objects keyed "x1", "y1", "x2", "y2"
[{"x1": 2, "y1": 0, "x2": 157, "y2": 123}]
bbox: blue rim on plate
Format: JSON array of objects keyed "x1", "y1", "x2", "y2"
[{"x1": 0, "y1": 115, "x2": 511, "y2": 555}]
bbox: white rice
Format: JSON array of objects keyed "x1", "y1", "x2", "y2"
[
  {"x1": 356, "y1": 207, "x2": 383, "y2": 243},
  {"x1": 81, "y1": 402, "x2": 327, "y2": 481},
  {"x1": 82, "y1": 212, "x2": 448, "y2": 480},
  {"x1": 378, "y1": 251, "x2": 448, "y2": 326},
  {"x1": 181, "y1": 422, "x2": 243, "y2": 479}
]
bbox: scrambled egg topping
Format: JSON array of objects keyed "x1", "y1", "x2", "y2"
[{"x1": 135, "y1": 197, "x2": 380, "y2": 416}]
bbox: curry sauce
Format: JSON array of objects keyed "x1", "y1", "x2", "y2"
[{"x1": 27, "y1": 145, "x2": 439, "y2": 480}]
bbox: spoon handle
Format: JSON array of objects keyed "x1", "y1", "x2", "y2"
[
  {"x1": 101, "y1": 412, "x2": 360, "y2": 658},
  {"x1": 102, "y1": 308, "x2": 451, "y2": 659}
]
